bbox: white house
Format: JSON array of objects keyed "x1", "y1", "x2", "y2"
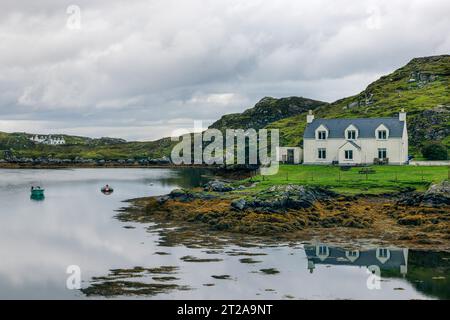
[
  {"x1": 302, "y1": 109, "x2": 408, "y2": 165},
  {"x1": 30, "y1": 135, "x2": 66, "y2": 145},
  {"x1": 276, "y1": 146, "x2": 303, "y2": 164}
]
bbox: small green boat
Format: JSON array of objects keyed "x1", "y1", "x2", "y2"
[{"x1": 31, "y1": 187, "x2": 45, "y2": 200}]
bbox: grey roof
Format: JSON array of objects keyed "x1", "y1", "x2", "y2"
[
  {"x1": 341, "y1": 140, "x2": 361, "y2": 150},
  {"x1": 304, "y1": 246, "x2": 407, "y2": 269},
  {"x1": 304, "y1": 117, "x2": 405, "y2": 139}
]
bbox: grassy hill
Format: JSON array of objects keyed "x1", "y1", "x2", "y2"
[
  {"x1": 0, "y1": 132, "x2": 174, "y2": 160},
  {"x1": 209, "y1": 96, "x2": 328, "y2": 131},
  {"x1": 268, "y1": 55, "x2": 450, "y2": 155}
]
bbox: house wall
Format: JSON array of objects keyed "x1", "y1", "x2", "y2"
[
  {"x1": 276, "y1": 147, "x2": 303, "y2": 164},
  {"x1": 303, "y1": 137, "x2": 408, "y2": 165}
]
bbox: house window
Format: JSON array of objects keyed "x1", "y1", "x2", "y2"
[
  {"x1": 347, "y1": 130, "x2": 356, "y2": 140},
  {"x1": 318, "y1": 148, "x2": 326, "y2": 159},
  {"x1": 378, "y1": 148, "x2": 387, "y2": 159},
  {"x1": 345, "y1": 150, "x2": 353, "y2": 160},
  {"x1": 318, "y1": 246, "x2": 328, "y2": 255},
  {"x1": 377, "y1": 130, "x2": 387, "y2": 140},
  {"x1": 348, "y1": 251, "x2": 358, "y2": 257},
  {"x1": 317, "y1": 131, "x2": 327, "y2": 140},
  {"x1": 378, "y1": 248, "x2": 389, "y2": 258}
]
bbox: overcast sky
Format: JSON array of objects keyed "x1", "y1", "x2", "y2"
[{"x1": 0, "y1": 0, "x2": 449, "y2": 141}]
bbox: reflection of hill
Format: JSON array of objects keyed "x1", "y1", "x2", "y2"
[
  {"x1": 305, "y1": 244, "x2": 450, "y2": 300},
  {"x1": 404, "y1": 250, "x2": 450, "y2": 300},
  {"x1": 154, "y1": 168, "x2": 214, "y2": 189}
]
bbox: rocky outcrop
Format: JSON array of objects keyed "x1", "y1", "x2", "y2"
[
  {"x1": 423, "y1": 181, "x2": 450, "y2": 206},
  {"x1": 408, "y1": 105, "x2": 450, "y2": 148},
  {"x1": 209, "y1": 96, "x2": 328, "y2": 132},
  {"x1": 156, "y1": 188, "x2": 216, "y2": 204},
  {"x1": 398, "y1": 181, "x2": 450, "y2": 207},
  {"x1": 204, "y1": 180, "x2": 234, "y2": 192},
  {"x1": 231, "y1": 185, "x2": 337, "y2": 212}
]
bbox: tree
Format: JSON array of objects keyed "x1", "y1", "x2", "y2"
[{"x1": 421, "y1": 142, "x2": 449, "y2": 160}]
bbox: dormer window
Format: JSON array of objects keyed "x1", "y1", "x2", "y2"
[
  {"x1": 345, "y1": 124, "x2": 358, "y2": 140},
  {"x1": 347, "y1": 130, "x2": 356, "y2": 140},
  {"x1": 318, "y1": 131, "x2": 327, "y2": 140},
  {"x1": 315, "y1": 124, "x2": 329, "y2": 140},
  {"x1": 378, "y1": 130, "x2": 387, "y2": 140},
  {"x1": 375, "y1": 124, "x2": 389, "y2": 140},
  {"x1": 378, "y1": 248, "x2": 389, "y2": 258}
]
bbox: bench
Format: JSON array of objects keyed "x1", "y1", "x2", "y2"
[{"x1": 359, "y1": 167, "x2": 376, "y2": 174}]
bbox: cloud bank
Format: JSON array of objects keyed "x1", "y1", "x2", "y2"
[{"x1": 0, "y1": 0, "x2": 449, "y2": 140}]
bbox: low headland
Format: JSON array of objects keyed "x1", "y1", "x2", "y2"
[{"x1": 117, "y1": 165, "x2": 450, "y2": 251}]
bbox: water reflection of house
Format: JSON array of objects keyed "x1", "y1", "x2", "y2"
[{"x1": 305, "y1": 244, "x2": 408, "y2": 276}]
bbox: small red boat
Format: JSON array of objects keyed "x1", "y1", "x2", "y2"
[{"x1": 101, "y1": 185, "x2": 114, "y2": 194}]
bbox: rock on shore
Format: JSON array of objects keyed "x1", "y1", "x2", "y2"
[
  {"x1": 398, "y1": 181, "x2": 450, "y2": 207},
  {"x1": 231, "y1": 185, "x2": 337, "y2": 212}
]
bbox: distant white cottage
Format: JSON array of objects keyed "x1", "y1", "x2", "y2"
[
  {"x1": 303, "y1": 109, "x2": 408, "y2": 165},
  {"x1": 30, "y1": 135, "x2": 66, "y2": 145}
]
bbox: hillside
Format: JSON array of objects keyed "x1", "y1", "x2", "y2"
[
  {"x1": 0, "y1": 131, "x2": 174, "y2": 160},
  {"x1": 268, "y1": 55, "x2": 450, "y2": 154},
  {"x1": 209, "y1": 96, "x2": 328, "y2": 131}
]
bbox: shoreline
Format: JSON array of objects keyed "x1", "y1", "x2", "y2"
[
  {"x1": 0, "y1": 163, "x2": 212, "y2": 170},
  {"x1": 117, "y1": 182, "x2": 450, "y2": 252}
]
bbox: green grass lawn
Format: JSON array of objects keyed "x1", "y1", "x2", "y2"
[{"x1": 244, "y1": 164, "x2": 449, "y2": 195}]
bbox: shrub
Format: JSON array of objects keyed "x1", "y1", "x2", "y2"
[{"x1": 421, "y1": 142, "x2": 448, "y2": 160}]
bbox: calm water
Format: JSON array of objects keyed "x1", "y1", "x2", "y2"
[{"x1": 0, "y1": 168, "x2": 448, "y2": 300}]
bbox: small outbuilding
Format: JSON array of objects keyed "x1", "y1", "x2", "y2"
[{"x1": 276, "y1": 147, "x2": 302, "y2": 164}]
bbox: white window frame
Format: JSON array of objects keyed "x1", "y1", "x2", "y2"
[
  {"x1": 375, "y1": 124, "x2": 389, "y2": 140},
  {"x1": 318, "y1": 148, "x2": 326, "y2": 159},
  {"x1": 377, "y1": 130, "x2": 387, "y2": 140},
  {"x1": 347, "y1": 130, "x2": 356, "y2": 140},
  {"x1": 344, "y1": 150, "x2": 353, "y2": 160},
  {"x1": 315, "y1": 125, "x2": 329, "y2": 140},
  {"x1": 378, "y1": 148, "x2": 387, "y2": 159},
  {"x1": 317, "y1": 131, "x2": 327, "y2": 140},
  {"x1": 345, "y1": 124, "x2": 358, "y2": 141}
]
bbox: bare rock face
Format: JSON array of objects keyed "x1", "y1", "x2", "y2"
[
  {"x1": 398, "y1": 181, "x2": 450, "y2": 207},
  {"x1": 423, "y1": 181, "x2": 450, "y2": 206},
  {"x1": 409, "y1": 106, "x2": 450, "y2": 146}
]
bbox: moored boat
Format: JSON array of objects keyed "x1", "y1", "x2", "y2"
[
  {"x1": 30, "y1": 186, "x2": 45, "y2": 200},
  {"x1": 101, "y1": 185, "x2": 114, "y2": 194}
]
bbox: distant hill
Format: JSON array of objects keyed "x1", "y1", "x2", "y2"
[
  {"x1": 0, "y1": 131, "x2": 174, "y2": 160},
  {"x1": 268, "y1": 55, "x2": 450, "y2": 154},
  {"x1": 209, "y1": 96, "x2": 328, "y2": 131}
]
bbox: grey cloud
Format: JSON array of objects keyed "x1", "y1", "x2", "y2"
[{"x1": 0, "y1": 0, "x2": 449, "y2": 140}]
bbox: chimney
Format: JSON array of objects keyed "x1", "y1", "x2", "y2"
[
  {"x1": 307, "y1": 110, "x2": 315, "y2": 124},
  {"x1": 399, "y1": 108, "x2": 406, "y2": 122}
]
